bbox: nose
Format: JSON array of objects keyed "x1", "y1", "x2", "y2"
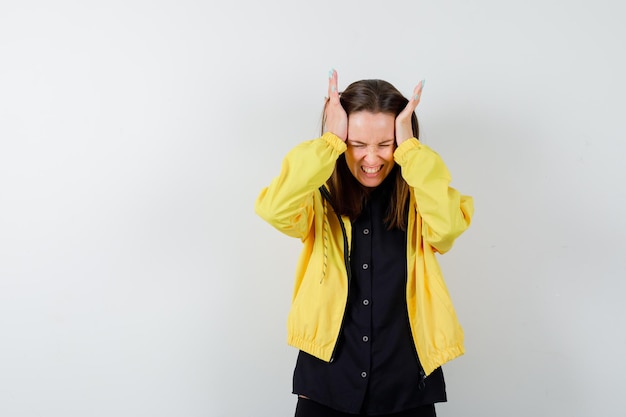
[{"x1": 364, "y1": 145, "x2": 377, "y2": 163}]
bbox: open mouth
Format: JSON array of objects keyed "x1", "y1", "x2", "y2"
[{"x1": 361, "y1": 165, "x2": 382, "y2": 174}]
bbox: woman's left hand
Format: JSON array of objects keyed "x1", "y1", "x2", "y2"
[{"x1": 395, "y1": 80, "x2": 424, "y2": 146}]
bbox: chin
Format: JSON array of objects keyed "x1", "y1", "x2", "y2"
[{"x1": 358, "y1": 176, "x2": 385, "y2": 188}]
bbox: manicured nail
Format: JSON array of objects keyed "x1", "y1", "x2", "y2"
[
  {"x1": 414, "y1": 94, "x2": 420, "y2": 101},
  {"x1": 329, "y1": 68, "x2": 335, "y2": 79},
  {"x1": 421, "y1": 79, "x2": 426, "y2": 88},
  {"x1": 331, "y1": 86, "x2": 337, "y2": 93}
]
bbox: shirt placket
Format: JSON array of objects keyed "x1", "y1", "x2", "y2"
[{"x1": 356, "y1": 212, "x2": 373, "y2": 382}]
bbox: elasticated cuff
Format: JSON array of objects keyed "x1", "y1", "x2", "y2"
[
  {"x1": 393, "y1": 137, "x2": 421, "y2": 164},
  {"x1": 321, "y1": 132, "x2": 347, "y2": 153}
]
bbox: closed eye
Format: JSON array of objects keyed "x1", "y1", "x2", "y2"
[
  {"x1": 348, "y1": 141, "x2": 393, "y2": 149},
  {"x1": 348, "y1": 142, "x2": 366, "y2": 148}
]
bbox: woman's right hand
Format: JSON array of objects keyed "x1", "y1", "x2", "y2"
[{"x1": 324, "y1": 69, "x2": 348, "y2": 141}]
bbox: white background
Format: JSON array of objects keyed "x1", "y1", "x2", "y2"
[{"x1": 1, "y1": 1, "x2": 625, "y2": 416}]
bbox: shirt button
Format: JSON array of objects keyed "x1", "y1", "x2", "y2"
[
  {"x1": 362, "y1": 336, "x2": 369, "y2": 342},
  {"x1": 361, "y1": 371, "x2": 367, "y2": 378},
  {"x1": 362, "y1": 299, "x2": 369, "y2": 306},
  {"x1": 363, "y1": 228, "x2": 370, "y2": 235},
  {"x1": 362, "y1": 263, "x2": 369, "y2": 270}
]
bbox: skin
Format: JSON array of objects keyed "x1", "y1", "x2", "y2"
[
  {"x1": 345, "y1": 112, "x2": 396, "y2": 188},
  {"x1": 324, "y1": 69, "x2": 424, "y2": 187}
]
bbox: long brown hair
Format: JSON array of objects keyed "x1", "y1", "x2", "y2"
[{"x1": 321, "y1": 79, "x2": 419, "y2": 230}]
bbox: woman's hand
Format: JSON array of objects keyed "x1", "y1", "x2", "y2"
[
  {"x1": 323, "y1": 69, "x2": 348, "y2": 141},
  {"x1": 395, "y1": 79, "x2": 425, "y2": 146}
]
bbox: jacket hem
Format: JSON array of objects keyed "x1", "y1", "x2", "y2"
[
  {"x1": 422, "y1": 344, "x2": 465, "y2": 376},
  {"x1": 287, "y1": 335, "x2": 334, "y2": 363}
]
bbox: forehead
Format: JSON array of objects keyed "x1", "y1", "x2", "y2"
[{"x1": 347, "y1": 111, "x2": 395, "y2": 142}]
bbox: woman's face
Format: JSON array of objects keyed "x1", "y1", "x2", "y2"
[{"x1": 345, "y1": 111, "x2": 396, "y2": 188}]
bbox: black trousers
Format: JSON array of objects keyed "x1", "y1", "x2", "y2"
[{"x1": 294, "y1": 398, "x2": 436, "y2": 417}]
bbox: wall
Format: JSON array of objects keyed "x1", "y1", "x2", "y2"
[{"x1": 1, "y1": 1, "x2": 624, "y2": 416}]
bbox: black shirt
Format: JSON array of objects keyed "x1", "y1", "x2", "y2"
[{"x1": 293, "y1": 175, "x2": 447, "y2": 415}]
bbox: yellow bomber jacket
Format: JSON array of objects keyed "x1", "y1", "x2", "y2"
[{"x1": 255, "y1": 132, "x2": 474, "y2": 376}]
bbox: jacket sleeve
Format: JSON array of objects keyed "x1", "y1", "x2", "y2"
[
  {"x1": 255, "y1": 132, "x2": 347, "y2": 240},
  {"x1": 394, "y1": 138, "x2": 474, "y2": 254}
]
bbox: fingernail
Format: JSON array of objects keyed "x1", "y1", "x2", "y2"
[
  {"x1": 331, "y1": 86, "x2": 337, "y2": 93},
  {"x1": 421, "y1": 79, "x2": 426, "y2": 88},
  {"x1": 414, "y1": 94, "x2": 420, "y2": 101},
  {"x1": 329, "y1": 69, "x2": 334, "y2": 79}
]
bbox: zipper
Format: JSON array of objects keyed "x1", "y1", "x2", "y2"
[
  {"x1": 409, "y1": 299, "x2": 427, "y2": 389},
  {"x1": 330, "y1": 250, "x2": 350, "y2": 363},
  {"x1": 319, "y1": 185, "x2": 351, "y2": 363}
]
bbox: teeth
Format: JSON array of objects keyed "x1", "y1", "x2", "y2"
[{"x1": 362, "y1": 166, "x2": 381, "y2": 174}]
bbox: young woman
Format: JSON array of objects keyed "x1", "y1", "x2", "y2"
[{"x1": 255, "y1": 70, "x2": 474, "y2": 417}]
